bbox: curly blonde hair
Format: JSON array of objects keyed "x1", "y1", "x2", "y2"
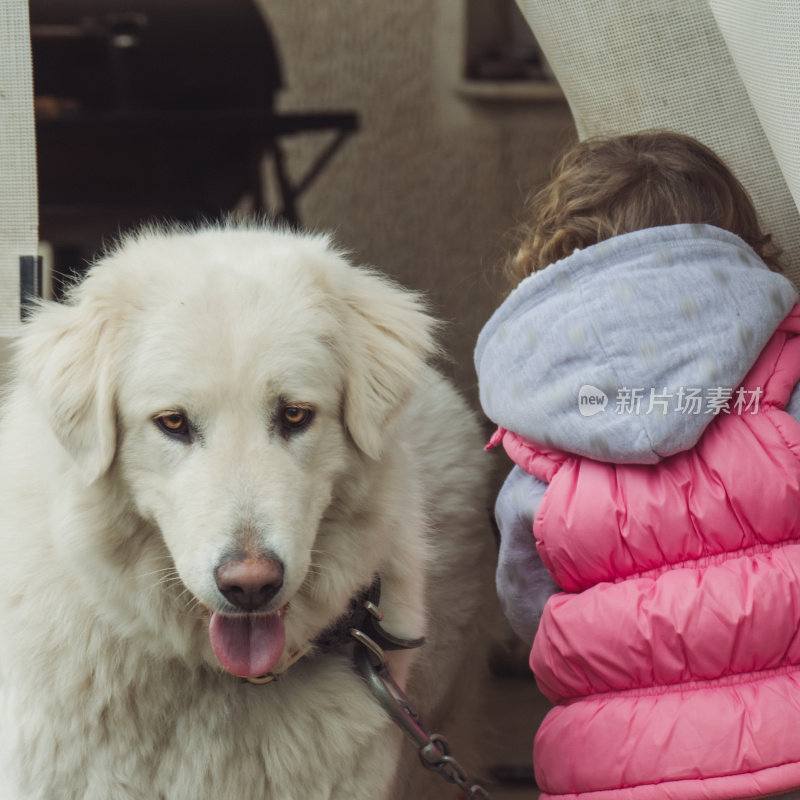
[{"x1": 506, "y1": 131, "x2": 781, "y2": 285}]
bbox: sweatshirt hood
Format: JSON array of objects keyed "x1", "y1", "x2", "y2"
[{"x1": 475, "y1": 224, "x2": 798, "y2": 464}]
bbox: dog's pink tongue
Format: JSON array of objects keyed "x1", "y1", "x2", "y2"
[{"x1": 209, "y1": 612, "x2": 286, "y2": 679}]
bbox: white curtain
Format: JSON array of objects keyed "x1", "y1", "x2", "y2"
[
  {"x1": 516, "y1": 0, "x2": 800, "y2": 285},
  {"x1": 0, "y1": 0, "x2": 38, "y2": 336},
  {"x1": 709, "y1": 1, "x2": 800, "y2": 233}
]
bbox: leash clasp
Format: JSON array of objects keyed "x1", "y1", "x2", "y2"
[{"x1": 351, "y1": 626, "x2": 493, "y2": 799}]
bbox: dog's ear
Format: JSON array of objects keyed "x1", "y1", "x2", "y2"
[
  {"x1": 340, "y1": 268, "x2": 439, "y2": 459},
  {"x1": 17, "y1": 297, "x2": 119, "y2": 484}
]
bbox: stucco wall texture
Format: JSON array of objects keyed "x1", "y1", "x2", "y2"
[{"x1": 255, "y1": 0, "x2": 575, "y2": 406}]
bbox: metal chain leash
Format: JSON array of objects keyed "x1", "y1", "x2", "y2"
[{"x1": 351, "y1": 625, "x2": 494, "y2": 799}]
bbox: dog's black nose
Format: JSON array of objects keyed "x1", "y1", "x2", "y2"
[{"x1": 215, "y1": 555, "x2": 285, "y2": 611}]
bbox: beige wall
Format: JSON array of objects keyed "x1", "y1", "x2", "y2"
[{"x1": 256, "y1": 0, "x2": 575, "y2": 407}]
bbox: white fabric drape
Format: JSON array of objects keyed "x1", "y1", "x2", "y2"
[
  {"x1": 515, "y1": 0, "x2": 800, "y2": 285},
  {"x1": 0, "y1": 0, "x2": 38, "y2": 335},
  {"x1": 709, "y1": 1, "x2": 800, "y2": 230}
]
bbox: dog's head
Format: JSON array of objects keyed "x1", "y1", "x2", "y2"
[{"x1": 18, "y1": 225, "x2": 437, "y2": 678}]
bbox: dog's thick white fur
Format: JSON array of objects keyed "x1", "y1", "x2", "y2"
[{"x1": 0, "y1": 225, "x2": 495, "y2": 800}]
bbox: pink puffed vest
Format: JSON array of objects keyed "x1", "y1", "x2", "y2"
[{"x1": 497, "y1": 307, "x2": 800, "y2": 799}]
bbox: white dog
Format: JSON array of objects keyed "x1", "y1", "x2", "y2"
[{"x1": 0, "y1": 225, "x2": 495, "y2": 800}]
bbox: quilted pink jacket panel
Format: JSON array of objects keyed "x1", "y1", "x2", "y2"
[{"x1": 498, "y1": 307, "x2": 800, "y2": 798}]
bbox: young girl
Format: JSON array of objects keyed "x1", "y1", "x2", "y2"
[{"x1": 475, "y1": 131, "x2": 800, "y2": 799}]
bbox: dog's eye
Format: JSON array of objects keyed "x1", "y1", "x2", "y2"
[
  {"x1": 154, "y1": 412, "x2": 191, "y2": 441},
  {"x1": 281, "y1": 406, "x2": 313, "y2": 430}
]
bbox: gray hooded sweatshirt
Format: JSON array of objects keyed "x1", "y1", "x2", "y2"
[{"x1": 474, "y1": 224, "x2": 799, "y2": 642}]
